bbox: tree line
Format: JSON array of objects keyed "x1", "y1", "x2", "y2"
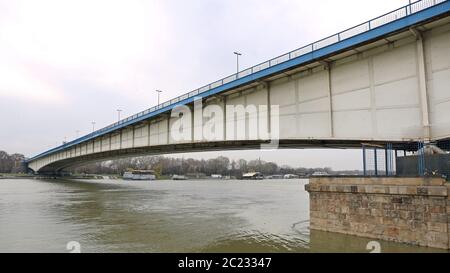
[
  {"x1": 0, "y1": 150, "x2": 362, "y2": 176},
  {"x1": 67, "y1": 155, "x2": 362, "y2": 177},
  {"x1": 0, "y1": 151, "x2": 26, "y2": 173}
]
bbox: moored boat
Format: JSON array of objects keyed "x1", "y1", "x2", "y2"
[
  {"x1": 242, "y1": 172, "x2": 264, "y2": 180},
  {"x1": 172, "y1": 175, "x2": 188, "y2": 180}
]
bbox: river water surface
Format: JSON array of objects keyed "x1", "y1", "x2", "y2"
[{"x1": 0, "y1": 178, "x2": 445, "y2": 253}]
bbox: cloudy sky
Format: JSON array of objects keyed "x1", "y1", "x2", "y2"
[{"x1": 0, "y1": 0, "x2": 412, "y2": 169}]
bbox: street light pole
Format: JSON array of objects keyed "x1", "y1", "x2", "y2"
[
  {"x1": 92, "y1": 121, "x2": 96, "y2": 132},
  {"x1": 233, "y1": 51, "x2": 242, "y2": 75},
  {"x1": 155, "y1": 90, "x2": 163, "y2": 105},
  {"x1": 117, "y1": 109, "x2": 122, "y2": 122}
]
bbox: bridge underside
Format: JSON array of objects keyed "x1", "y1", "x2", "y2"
[{"x1": 33, "y1": 139, "x2": 450, "y2": 174}]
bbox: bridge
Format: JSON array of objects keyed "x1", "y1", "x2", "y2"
[{"x1": 26, "y1": 0, "x2": 450, "y2": 174}]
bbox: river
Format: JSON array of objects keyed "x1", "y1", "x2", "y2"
[{"x1": 0, "y1": 178, "x2": 444, "y2": 253}]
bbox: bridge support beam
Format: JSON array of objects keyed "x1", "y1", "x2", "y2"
[
  {"x1": 148, "y1": 120, "x2": 152, "y2": 146},
  {"x1": 166, "y1": 115, "x2": 170, "y2": 144},
  {"x1": 132, "y1": 125, "x2": 135, "y2": 148},
  {"x1": 306, "y1": 177, "x2": 450, "y2": 249},
  {"x1": 119, "y1": 130, "x2": 123, "y2": 149},
  {"x1": 223, "y1": 96, "x2": 227, "y2": 141},
  {"x1": 266, "y1": 82, "x2": 271, "y2": 137},
  {"x1": 321, "y1": 61, "x2": 334, "y2": 138},
  {"x1": 411, "y1": 27, "x2": 431, "y2": 140}
]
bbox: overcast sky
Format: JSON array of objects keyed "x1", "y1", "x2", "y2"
[{"x1": 0, "y1": 0, "x2": 412, "y2": 169}]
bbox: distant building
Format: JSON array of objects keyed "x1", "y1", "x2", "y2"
[
  {"x1": 123, "y1": 170, "x2": 156, "y2": 180},
  {"x1": 311, "y1": 171, "x2": 329, "y2": 176},
  {"x1": 186, "y1": 173, "x2": 207, "y2": 179}
]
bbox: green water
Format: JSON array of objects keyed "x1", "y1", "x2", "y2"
[{"x1": 0, "y1": 179, "x2": 445, "y2": 253}]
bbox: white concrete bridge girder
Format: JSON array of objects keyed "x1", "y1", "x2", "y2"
[{"x1": 28, "y1": 22, "x2": 450, "y2": 172}]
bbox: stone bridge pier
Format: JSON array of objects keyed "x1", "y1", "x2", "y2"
[{"x1": 305, "y1": 177, "x2": 450, "y2": 249}]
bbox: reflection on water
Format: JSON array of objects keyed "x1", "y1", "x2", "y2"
[{"x1": 0, "y1": 179, "x2": 446, "y2": 253}]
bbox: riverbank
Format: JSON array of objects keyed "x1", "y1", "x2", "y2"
[{"x1": 0, "y1": 173, "x2": 34, "y2": 179}]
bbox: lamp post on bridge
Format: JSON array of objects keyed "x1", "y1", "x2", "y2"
[
  {"x1": 155, "y1": 90, "x2": 163, "y2": 106},
  {"x1": 117, "y1": 109, "x2": 122, "y2": 122},
  {"x1": 92, "y1": 121, "x2": 96, "y2": 132},
  {"x1": 234, "y1": 51, "x2": 242, "y2": 75}
]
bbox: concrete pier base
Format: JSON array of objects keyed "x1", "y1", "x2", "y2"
[{"x1": 305, "y1": 177, "x2": 450, "y2": 249}]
